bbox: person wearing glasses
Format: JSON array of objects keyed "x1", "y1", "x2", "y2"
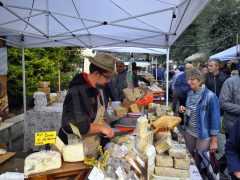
[
  {"x1": 178, "y1": 68, "x2": 220, "y2": 166},
  {"x1": 58, "y1": 52, "x2": 117, "y2": 158}
]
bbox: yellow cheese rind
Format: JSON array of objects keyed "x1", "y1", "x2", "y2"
[
  {"x1": 154, "y1": 167, "x2": 189, "y2": 178},
  {"x1": 168, "y1": 146, "x2": 187, "y2": 159},
  {"x1": 174, "y1": 158, "x2": 190, "y2": 170},
  {"x1": 155, "y1": 154, "x2": 173, "y2": 167},
  {"x1": 130, "y1": 104, "x2": 140, "y2": 112},
  {"x1": 114, "y1": 106, "x2": 128, "y2": 117},
  {"x1": 123, "y1": 88, "x2": 136, "y2": 101},
  {"x1": 155, "y1": 138, "x2": 172, "y2": 154}
]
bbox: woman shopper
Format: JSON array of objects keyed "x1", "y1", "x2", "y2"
[{"x1": 179, "y1": 68, "x2": 220, "y2": 160}]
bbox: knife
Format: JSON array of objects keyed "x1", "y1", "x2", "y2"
[{"x1": 112, "y1": 130, "x2": 133, "y2": 138}]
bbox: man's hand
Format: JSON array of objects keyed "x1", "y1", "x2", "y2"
[{"x1": 101, "y1": 126, "x2": 115, "y2": 138}]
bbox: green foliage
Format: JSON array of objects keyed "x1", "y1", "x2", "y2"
[
  {"x1": 7, "y1": 47, "x2": 83, "y2": 99},
  {"x1": 171, "y1": 0, "x2": 240, "y2": 62}
]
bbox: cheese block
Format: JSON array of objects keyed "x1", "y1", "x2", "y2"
[
  {"x1": 168, "y1": 145, "x2": 187, "y2": 159},
  {"x1": 24, "y1": 151, "x2": 61, "y2": 176},
  {"x1": 62, "y1": 143, "x2": 84, "y2": 162},
  {"x1": 137, "y1": 116, "x2": 148, "y2": 137},
  {"x1": 155, "y1": 131, "x2": 172, "y2": 141},
  {"x1": 133, "y1": 88, "x2": 141, "y2": 99},
  {"x1": 152, "y1": 115, "x2": 181, "y2": 131},
  {"x1": 155, "y1": 138, "x2": 172, "y2": 154},
  {"x1": 130, "y1": 104, "x2": 140, "y2": 112},
  {"x1": 51, "y1": 136, "x2": 65, "y2": 154},
  {"x1": 174, "y1": 157, "x2": 190, "y2": 170},
  {"x1": 156, "y1": 154, "x2": 173, "y2": 167},
  {"x1": 154, "y1": 167, "x2": 189, "y2": 178},
  {"x1": 122, "y1": 99, "x2": 142, "y2": 112},
  {"x1": 123, "y1": 88, "x2": 136, "y2": 101},
  {"x1": 136, "y1": 131, "x2": 153, "y2": 152},
  {"x1": 115, "y1": 106, "x2": 128, "y2": 117}
]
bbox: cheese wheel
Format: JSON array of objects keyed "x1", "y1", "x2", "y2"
[{"x1": 24, "y1": 151, "x2": 61, "y2": 176}]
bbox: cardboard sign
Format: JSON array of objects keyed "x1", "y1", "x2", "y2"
[{"x1": 35, "y1": 131, "x2": 56, "y2": 146}]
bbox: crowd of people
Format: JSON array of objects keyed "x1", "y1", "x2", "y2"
[
  {"x1": 58, "y1": 52, "x2": 239, "y2": 179},
  {"x1": 164, "y1": 58, "x2": 240, "y2": 180}
]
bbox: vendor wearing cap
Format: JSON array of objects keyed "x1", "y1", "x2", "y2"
[{"x1": 58, "y1": 52, "x2": 117, "y2": 157}]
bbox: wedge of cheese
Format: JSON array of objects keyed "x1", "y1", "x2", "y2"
[
  {"x1": 51, "y1": 136, "x2": 65, "y2": 153},
  {"x1": 123, "y1": 88, "x2": 136, "y2": 101},
  {"x1": 156, "y1": 154, "x2": 173, "y2": 167},
  {"x1": 130, "y1": 103, "x2": 140, "y2": 112},
  {"x1": 155, "y1": 138, "x2": 172, "y2": 154},
  {"x1": 62, "y1": 143, "x2": 84, "y2": 162},
  {"x1": 133, "y1": 88, "x2": 141, "y2": 99},
  {"x1": 174, "y1": 157, "x2": 190, "y2": 170},
  {"x1": 115, "y1": 106, "x2": 128, "y2": 117},
  {"x1": 154, "y1": 167, "x2": 189, "y2": 178},
  {"x1": 24, "y1": 151, "x2": 61, "y2": 176}
]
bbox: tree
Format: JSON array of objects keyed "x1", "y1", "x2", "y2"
[
  {"x1": 7, "y1": 47, "x2": 84, "y2": 108},
  {"x1": 171, "y1": 0, "x2": 240, "y2": 62}
]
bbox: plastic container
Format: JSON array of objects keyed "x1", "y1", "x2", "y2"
[{"x1": 146, "y1": 145, "x2": 156, "y2": 174}]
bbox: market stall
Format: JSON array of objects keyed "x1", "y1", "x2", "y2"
[{"x1": 0, "y1": 0, "x2": 211, "y2": 179}]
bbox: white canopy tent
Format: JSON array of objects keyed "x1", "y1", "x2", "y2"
[
  {"x1": 210, "y1": 44, "x2": 240, "y2": 61},
  {"x1": 0, "y1": 0, "x2": 211, "y2": 113},
  {"x1": 93, "y1": 46, "x2": 167, "y2": 55}
]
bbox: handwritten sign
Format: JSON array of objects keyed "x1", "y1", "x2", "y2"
[{"x1": 35, "y1": 131, "x2": 56, "y2": 146}]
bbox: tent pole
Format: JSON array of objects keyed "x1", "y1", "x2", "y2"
[
  {"x1": 166, "y1": 47, "x2": 170, "y2": 109},
  {"x1": 45, "y1": 0, "x2": 49, "y2": 35},
  {"x1": 151, "y1": 57, "x2": 153, "y2": 74},
  {"x1": 155, "y1": 58, "x2": 158, "y2": 81},
  {"x1": 236, "y1": 33, "x2": 239, "y2": 56},
  {"x1": 21, "y1": 41, "x2": 26, "y2": 116}
]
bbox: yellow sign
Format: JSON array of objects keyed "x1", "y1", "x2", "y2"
[{"x1": 35, "y1": 131, "x2": 57, "y2": 146}]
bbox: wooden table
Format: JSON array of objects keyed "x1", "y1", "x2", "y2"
[{"x1": 26, "y1": 161, "x2": 91, "y2": 180}]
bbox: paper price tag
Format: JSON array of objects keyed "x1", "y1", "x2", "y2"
[
  {"x1": 35, "y1": 131, "x2": 56, "y2": 146},
  {"x1": 88, "y1": 167, "x2": 104, "y2": 180}
]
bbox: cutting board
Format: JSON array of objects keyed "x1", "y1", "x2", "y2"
[{"x1": 0, "y1": 152, "x2": 16, "y2": 164}]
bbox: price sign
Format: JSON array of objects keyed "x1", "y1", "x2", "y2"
[{"x1": 35, "y1": 131, "x2": 56, "y2": 146}]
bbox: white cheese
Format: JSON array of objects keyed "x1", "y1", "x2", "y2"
[
  {"x1": 62, "y1": 143, "x2": 84, "y2": 162},
  {"x1": 51, "y1": 136, "x2": 65, "y2": 154},
  {"x1": 24, "y1": 151, "x2": 61, "y2": 176}
]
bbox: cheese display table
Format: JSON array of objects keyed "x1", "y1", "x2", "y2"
[
  {"x1": 26, "y1": 161, "x2": 91, "y2": 180},
  {"x1": 23, "y1": 103, "x2": 63, "y2": 152}
]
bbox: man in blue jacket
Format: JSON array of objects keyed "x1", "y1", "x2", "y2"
[{"x1": 225, "y1": 118, "x2": 240, "y2": 180}]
